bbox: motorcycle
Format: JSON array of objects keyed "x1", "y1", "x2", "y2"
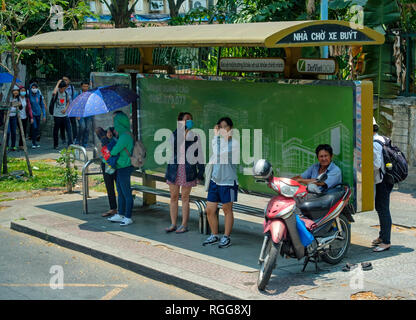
[{"x1": 253, "y1": 159, "x2": 355, "y2": 291}]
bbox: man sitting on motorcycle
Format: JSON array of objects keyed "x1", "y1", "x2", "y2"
[{"x1": 292, "y1": 144, "x2": 342, "y2": 193}]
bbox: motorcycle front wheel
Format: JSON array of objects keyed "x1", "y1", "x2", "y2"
[{"x1": 257, "y1": 237, "x2": 282, "y2": 291}]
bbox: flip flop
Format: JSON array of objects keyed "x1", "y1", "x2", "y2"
[
  {"x1": 342, "y1": 263, "x2": 358, "y2": 272},
  {"x1": 165, "y1": 225, "x2": 177, "y2": 233},
  {"x1": 176, "y1": 225, "x2": 189, "y2": 234},
  {"x1": 361, "y1": 262, "x2": 373, "y2": 271}
]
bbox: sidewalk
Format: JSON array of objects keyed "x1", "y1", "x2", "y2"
[{"x1": 1, "y1": 138, "x2": 416, "y2": 300}]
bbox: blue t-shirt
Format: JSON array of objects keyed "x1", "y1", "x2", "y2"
[{"x1": 301, "y1": 162, "x2": 342, "y2": 191}]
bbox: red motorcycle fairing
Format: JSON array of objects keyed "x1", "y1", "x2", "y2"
[
  {"x1": 266, "y1": 195, "x2": 296, "y2": 219},
  {"x1": 264, "y1": 219, "x2": 287, "y2": 244}
]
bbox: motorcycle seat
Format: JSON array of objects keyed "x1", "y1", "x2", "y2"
[{"x1": 297, "y1": 187, "x2": 346, "y2": 221}]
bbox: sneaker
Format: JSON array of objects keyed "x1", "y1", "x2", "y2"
[
  {"x1": 107, "y1": 214, "x2": 124, "y2": 222},
  {"x1": 120, "y1": 217, "x2": 133, "y2": 226},
  {"x1": 32, "y1": 145, "x2": 37, "y2": 149},
  {"x1": 218, "y1": 235, "x2": 231, "y2": 248},
  {"x1": 202, "y1": 234, "x2": 219, "y2": 246},
  {"x1": 36, "y1": 144, "x2": 41, "y2": 148}
]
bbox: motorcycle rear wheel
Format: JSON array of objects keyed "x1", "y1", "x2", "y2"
[
  {"x1": 321, "y1": 214, "x2": 351, "y2": 265},
  {"x1": 257, "y1": 238, "x2": 281, "y2": 291}
]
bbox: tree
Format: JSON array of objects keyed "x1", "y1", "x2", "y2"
[
  {"x1": 167, "y1": 0, "x2": 187, "y2": 19},
  {"x1": 101, "y1": 0, "x2": 140, "y2": 27},
  {"x1": 0, "y1": 0, "x2": 92, "y2": 101}
]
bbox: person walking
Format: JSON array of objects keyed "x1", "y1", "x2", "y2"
[
  {"x1": 6, "y1": 86, "x2": 20, "y2": 152},
  {"x1": 51, "y1": 80, "x2": 73, "y2": 149},
  {"x1": 28, "y1": 82, "x2": 46, "y2": 148},
  {"x1": 203, "y1": 117, "x2": 239, "y2": 248},
  {"x1": 16, "y1": 86, "x2": 33, "y2": 150},
  {"x1": 165, "y1": 112, "x2": 205, "y2": 234},
  {"x1": 107, "y1": 111, "x2": 135, "y2": 226},
  {"x1": 373, "y1": 117, "x2": 394, "y2": 252}
]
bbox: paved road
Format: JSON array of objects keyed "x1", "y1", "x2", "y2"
[{"x1": 0, "y1": 226, "x2": 204, "y2": 300}]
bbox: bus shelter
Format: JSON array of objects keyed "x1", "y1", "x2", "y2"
[{"x1": 17, "y1": 20, "x2": 385, "y2": 212}]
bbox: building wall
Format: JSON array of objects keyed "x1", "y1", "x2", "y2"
[{"x1": 377, "y1": 96, "x2": 416, "y2": 190}]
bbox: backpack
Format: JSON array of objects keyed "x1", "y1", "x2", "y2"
[
  {"x1": 124, "y1": 133, "x2": 147, "y2": 168},
  {"x1": 49, "y1": 91, "x2": 68, "y2": 115},
  {"x1": 374, "y1": 136, "x2": 408, "y2": 184}
]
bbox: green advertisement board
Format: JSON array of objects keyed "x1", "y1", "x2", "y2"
[{"x1": 138, "y1": 75, "x2": 356, "y2": 197}]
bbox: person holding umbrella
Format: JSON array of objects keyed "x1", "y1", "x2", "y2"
[{"x1": 107, "y1": 111, "x2": 135, "y2": 226}]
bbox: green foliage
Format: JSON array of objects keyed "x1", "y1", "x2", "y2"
[
  {"x1": 0, "y1": 158, "x2": 67, "y2": 192},
  {"x1": 56, "y1": 148, "x2": 79, "y2": 192},
  {"x1": 359, "y1": 0, "x2": 401, "y2": 99}
]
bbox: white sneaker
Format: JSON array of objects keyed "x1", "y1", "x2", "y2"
[
  {"x1": 120, "y1": 217, "x2": 133, "y2": 226},
  {"x1": 108, "y1": 214, "x2": 124, "y2": 222}
]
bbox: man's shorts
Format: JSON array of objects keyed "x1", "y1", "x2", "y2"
[{"x1": 207, "y1": 180, "x2": 238, "y2": 204}]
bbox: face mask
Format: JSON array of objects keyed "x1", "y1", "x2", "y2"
[
  {"x1": 20, "y1": 91, "x2": 26, "y2": 97},
  {"x1": 185, "y1": 119, "x2": 194, "y2": 130},
  {"x1": 31, "y1": 88, "x2": 38, "y2": 94}
]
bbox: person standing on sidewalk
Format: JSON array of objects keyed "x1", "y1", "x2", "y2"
[
  {"x1": 165, "y1": 112, "x2": 205, "y2": 234},
  {"x1": 373, "y1": 117, "x2": 393, "y2": 252},
  {"x1": 62, "y1": 76, "x2": 78, "y2": 144},
  {"x1": 107, "y1": 111, "x2": 134, "y2": 226},
  {"x1": 75, "y1": 80, "x2": 93, "y2": 148},
  {"x1": 203, "y1": 117, "x2": 240, "y2": 248},
  {"x1": 96, "y1": 126, "x2": 118, "y2": 218},
  {"x1": 28, "y1": 82, "x2": 46, "y2": 148}
]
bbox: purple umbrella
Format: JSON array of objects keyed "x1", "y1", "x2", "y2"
[{"x1": 67, "y1": 85, "x2": 139, "y2": 117}]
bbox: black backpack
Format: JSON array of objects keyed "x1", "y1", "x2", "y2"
[{"x1": 374, "y1": 136, "x2": 408, "y2": 184}]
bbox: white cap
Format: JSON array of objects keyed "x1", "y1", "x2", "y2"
[{"x1": 373, "y1": 117, "x2": 378, "y2": 126}]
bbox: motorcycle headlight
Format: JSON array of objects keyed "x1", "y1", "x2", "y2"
[{"x1": 279, "y1": 181, "x2": 299, "y2": 197}]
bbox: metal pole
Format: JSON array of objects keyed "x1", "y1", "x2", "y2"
[
  {"x1": 131, "y1": 73, "x2": 138, "y2": 141},
  {"x1": 321, "y1": 0, "x2": 329, "y2": 59},
  {"x1": 406, "y1": 35, "x2": 411, "y2": 96}
]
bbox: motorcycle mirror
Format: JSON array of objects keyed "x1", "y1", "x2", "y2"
[{"x1": 316, "y1": 172, "x2": 328, "y2": 182}]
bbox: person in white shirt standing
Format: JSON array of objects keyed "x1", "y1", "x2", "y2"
[{"x1": 373, "y1": 117, "x2": 393, "y2": 252}]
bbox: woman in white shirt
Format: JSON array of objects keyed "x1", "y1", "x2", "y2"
[{"x1": 17, "y1": 86, "x2": 33, "y2": 150}]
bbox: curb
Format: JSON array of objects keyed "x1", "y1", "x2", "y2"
[{"x1": 10, "y1": 219, "x2": 261, "y2": 300}]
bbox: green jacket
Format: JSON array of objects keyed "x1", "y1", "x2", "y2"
[{"x1": 110, "y1": 112, "x2": 134, "y2": 169}]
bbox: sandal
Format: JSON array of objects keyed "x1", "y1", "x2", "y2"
[
  {"x1": 176, "y1": 225, "x2": 189, "y2": 234},
  {"x1": 102, "y1": 210, "x2": 117, "y2": 217},
  {"x1": 361, "y1": 262, "x2": 373, "y2": 271},
  {"x1": 342, "y1": 263, "x2": 358, "y2": 272},
  {"x1": 165, "y1": 224, "x2": 177, "y2": 233}
]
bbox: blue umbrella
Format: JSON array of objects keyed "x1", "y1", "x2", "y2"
[
  {"x1": 0, "y1": 72, "x2": 22, "y2": 84},
  {"x1": 67, "y1": 85, "x2": 139, "y2": 117}
]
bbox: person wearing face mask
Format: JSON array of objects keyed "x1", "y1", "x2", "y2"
[
  {"x1": 165, "y1": 112, "x2": 205, "y2": 234},
  {"x1": 6, "y1": 86, "x2": 20, "y2": 152},
  {"x1": 28, "y1": 83, "x2": 46, "y2": 148},
  {"x1": 203, "y1": 117, "x2": 239, "y2": 248},
  {"x1": 17, "y1": 86, "x2": 33, "y2": 150}
]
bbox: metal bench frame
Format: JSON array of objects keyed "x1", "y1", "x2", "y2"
[{"x1": 81, "y1": 160, "x2": 267, "y2": 234}]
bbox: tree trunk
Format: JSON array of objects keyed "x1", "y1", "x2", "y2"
[{"x1": 168, "y1": 0, "x2": 186, "y2": 18}]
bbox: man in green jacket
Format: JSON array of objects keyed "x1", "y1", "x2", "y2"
[{"x1": 107, "y1": 111, "x2": 135, "y2": 226}]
